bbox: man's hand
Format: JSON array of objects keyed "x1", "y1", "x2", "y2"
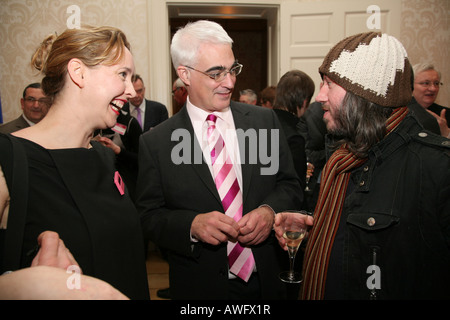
[
  {"x1": 274, "y1": 211, "x2": 314, "y2": 250},
  {"x1": 237, "y1": 206, "x2": 274, "y2": 246},
  {"x1": 426, "y1": 108, "x2": 450, "y2": 138},
  {"x1": 191, "y1": 211, "x2": 240, "y2": 245}
]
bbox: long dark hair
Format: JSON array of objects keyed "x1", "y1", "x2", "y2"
[{"x1": 331, "y1": 91, "x2": 393, "y2": 159}]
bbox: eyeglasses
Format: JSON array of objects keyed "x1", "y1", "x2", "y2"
[
  {"x1": 184, "y1": 63, "x2": 243, "y2": 82},
  {"x1": 416, "y1": 81, "x2": 443, "y2": 88},
  {"x1": 24, "y1": 97, "x2": 50, "y2": 106}
]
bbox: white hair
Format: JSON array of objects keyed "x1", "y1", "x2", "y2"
[
  {"x1": 170, "y1": 20, "x2": 233, "y2": 70},
  {"x1": 413, "y1": 63, "x2": 441, "y2": 80}
]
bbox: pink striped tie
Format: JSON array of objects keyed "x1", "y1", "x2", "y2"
[{"x1": 206, "y1": 114, "x2": 255, "y2": 282}]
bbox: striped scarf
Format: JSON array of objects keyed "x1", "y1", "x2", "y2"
[{"x1": 301, "y1": 107, "x2": 408, "y2": 300}]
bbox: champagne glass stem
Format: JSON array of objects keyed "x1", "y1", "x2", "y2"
[
  {"x1": 305, "y1": 177, "x2": 311, "y2": 191},
  {"x1": 288, "y1": 249, "x2": 297, "y2": 280}
]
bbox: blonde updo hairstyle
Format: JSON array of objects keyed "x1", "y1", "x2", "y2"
[{"x1": 31, "y1": 26, "x2": 131, "y2": 101}]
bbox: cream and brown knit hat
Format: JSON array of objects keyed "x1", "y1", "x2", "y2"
[{"x1": 319, "y1": 32, "x2": 412, "y2": 107}]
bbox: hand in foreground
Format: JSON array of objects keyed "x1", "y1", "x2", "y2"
[
  {"x1": 0, "y1": 266, "x2": 129, "y2": 300},
  {"x1": 31, "y1": 231, "x2": 79, "y2": 271},
  {"x1": 274, "y1": 211, "x2": 314, "y2": 250},
  {"x1": 237, "y1": 206, "x2": 274, "y2": 246},
  {"x1": 191, "y1": 211, "x2": 240, "y2": 245}
]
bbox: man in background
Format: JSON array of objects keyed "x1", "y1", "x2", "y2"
[
  {"x1": 172, "y1": 77, "x2": 188, "y2": 115},
  {"x1": 408, "y1": 63, "x2": 449, "y2": 138},
  {"x1": 259, "y1": 86, "x2": 276, "y2": 109},
  {"x1": 239, "y1": 89, "x2": 257, "y2": 105},
  {"x1": 122, "y1": 74, "x2": 168, "y2": 132},
  {"x1": 0, "y1": 83, "x2": 50, "y2": 134}
]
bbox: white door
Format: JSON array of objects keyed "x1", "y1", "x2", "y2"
[{"x1": 280, "y1": 0, "x2": 402, "y2": 99}]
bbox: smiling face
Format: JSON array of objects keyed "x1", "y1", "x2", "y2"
[
  {"x1": 20, "y1": 87, "x2": 50, "y2": 124},
  {"x1": 413, "y1": 69, "x2": 440, "y2": 109},
  {"x1": 85, "y1": 47, "x2": 136, "y2": 129},
  {"x1": 316, "y1": 75, "x2": 347, "y2": 133},
  {"x1": 180, "y1": 43, "x2": 236, "y2": 112}
]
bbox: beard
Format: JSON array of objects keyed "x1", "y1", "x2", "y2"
[{"x1": 325, "y1": 109, "x2": 350, "y2": 141}]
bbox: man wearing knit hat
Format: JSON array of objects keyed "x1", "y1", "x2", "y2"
[{"x1": 275, "y1": 32, "x2": 450, "y2": 299}]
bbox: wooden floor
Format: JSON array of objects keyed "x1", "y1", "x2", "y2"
[{"x1": 146, "y1": 246, "x2": 170, "y2": 300}]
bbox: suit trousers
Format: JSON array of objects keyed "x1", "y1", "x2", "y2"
[{"x1": 227, "y1": 273, "x2": 261, "y2": 299}]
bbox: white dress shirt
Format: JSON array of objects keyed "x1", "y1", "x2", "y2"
[{"x1": 186, "y1": 97, "x2": 243, "y2": 190}]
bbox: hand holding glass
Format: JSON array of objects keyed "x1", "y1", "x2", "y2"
[{"x1": 277, "y1": 210, "x2": 310, "y2": 283}]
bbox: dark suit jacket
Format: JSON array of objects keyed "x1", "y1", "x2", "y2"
[
  {"x1": 122, "y1": 99, "x2": 168, "y2": 132},
  {"x1": 0, "y1": 115, "x2": 29, "y2": 134},
  {"x1": 408, "y1": 97, "x2": 450, "y2": 136},
  {"x1": 136, "y1": 102, "x2": 302, "y2": 300},
  {"x1": 273, "y1": 109, "x2": 307, "y2": 190},
  {"x1": 96, "y1": 110, "x2": 142, "y2": 201}
]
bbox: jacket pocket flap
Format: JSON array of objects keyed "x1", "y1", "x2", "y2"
[{"x1": 347, "y1": 212, "x2": 400, "y2": 231}]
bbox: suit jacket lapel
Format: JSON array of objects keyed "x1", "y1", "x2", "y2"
[
  {"x1": 144, "y1": 100, "x2": 151, "y2": 131},
  {"x1": 173, "y1": 107, "x2": 221, "y2": 204},
  {"x1": 230, "y1": 102, "x2": 253, "y2": 205},
  {"x1": 174, "y1": 103, "x2": 256, "y2": 208}
]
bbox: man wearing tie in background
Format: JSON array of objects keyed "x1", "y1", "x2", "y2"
[
  {"x1": 122, "y1": 74, "x2": 168, "y2": 132},
  {"x1": 136, "y1": 20, "x2": 302, "y2": 300}
]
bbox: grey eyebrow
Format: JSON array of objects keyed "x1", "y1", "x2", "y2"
[
  {"x1": 205, "y1": 61, "x2": 239, "y2": 73},
  {"x1": 205, "y1": 65, "x2": 226, "y2": 73}
]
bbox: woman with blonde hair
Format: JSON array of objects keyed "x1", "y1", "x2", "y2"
[{"x1": 0, "y1": 26, "x2": 149, "y2": 299}]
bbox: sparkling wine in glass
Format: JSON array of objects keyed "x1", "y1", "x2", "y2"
[{"x1": 279, "y1": 211, "x2": 309, "y2": 283}]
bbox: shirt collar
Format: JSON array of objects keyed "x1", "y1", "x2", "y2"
[
  {"x1": 186, "y1": 96, "x2": 233, "y2": 127},
  {"x1": 22, "y1": 114, "x2": 36, "y2": 127},
  {"x1": 130, "y1": 99, "x2": 145, "y2": 112}
]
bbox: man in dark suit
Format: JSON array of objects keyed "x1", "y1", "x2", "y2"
[
  {"x1": 0, "y1": 83, "x2": 50, "y2": 134},
  {"x1": 122, "y1": 74, "x2": 168, "y2": 132},
  {"x1": 136, "y1": 20, "x2": 303, "y2": 300}
]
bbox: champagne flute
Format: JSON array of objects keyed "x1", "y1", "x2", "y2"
[
  {"x1": 304, "y1": 176, "x2": 311, "y2": 192},
  {"x1": 278, "y1": 210, "x2": 310, "y2": 283}
]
